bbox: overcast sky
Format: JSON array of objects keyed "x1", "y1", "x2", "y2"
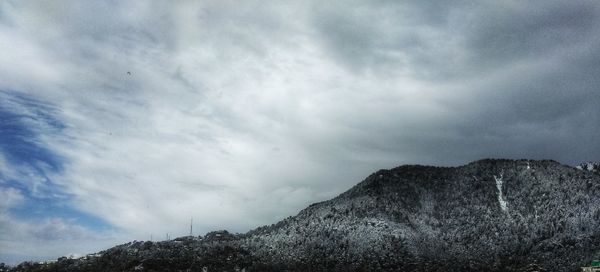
[{"x1": 1, "y1": 0, "x2": 599, "y2": 265}]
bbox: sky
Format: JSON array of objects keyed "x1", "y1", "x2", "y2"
[{"x1": 1, "y1": 0, "x2": 600, "y2": 265}]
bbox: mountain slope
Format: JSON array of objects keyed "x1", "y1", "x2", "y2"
[
  {"x1": 9, "y1": 159, "x2": 600, "y2": 272},
  {"x1": 245, "y1": 159, "x2": 600, "y2": 271}
]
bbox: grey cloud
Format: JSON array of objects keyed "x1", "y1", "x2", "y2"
[
  {"x1": 309, "y1": 0, "x2": 472, "y2": 78},
  {"x1": 305, "y1": 0, "x2": 600, "y2": 165},
  {"x1": 311, "y1": 0, "x2": 600, "y2": 81},
  {"x1": 465, "y1": 1, "x2": 599, "y2": 68}
]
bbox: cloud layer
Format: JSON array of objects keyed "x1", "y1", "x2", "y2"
[{"x1": 1, "y1": 0, "x2": 599, "y2": 264}]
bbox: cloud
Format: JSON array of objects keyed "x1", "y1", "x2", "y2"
[
  {"x1": 466, "y1": 1, "x2": 598, "y2": 65},
  {"x1": 0, "y1": 214, "x2": 121, "y2": 265},
  {"x1": 0, "y1": 0, "x2": 599, "y2": 264},
  {"x1": 0, "y1": 187, "x2": 23, "y2": 212}
]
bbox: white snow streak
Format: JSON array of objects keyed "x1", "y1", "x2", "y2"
[{"x1": 494, "y1": 174, "x2": 508, "y2": 212}]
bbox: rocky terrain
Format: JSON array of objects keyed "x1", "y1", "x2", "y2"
[{"x1": 6, "y1": 159, "x2": 600, "y2": 272}]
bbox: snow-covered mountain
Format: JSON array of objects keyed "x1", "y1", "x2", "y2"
[{"x1": 9, "y1": 159, "x2": 600, "y2": 272}]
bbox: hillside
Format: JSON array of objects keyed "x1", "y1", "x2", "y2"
[{"x1": 7, "y1": 159, "x2": 600, "y2": 272}]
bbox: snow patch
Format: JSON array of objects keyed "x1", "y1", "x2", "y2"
[
  {"x1": 576, "y1": 162, "x2": 600, "y2": 172},
  {"x1": 494, "y1": 174, "x2": 508, "y2": 212}
]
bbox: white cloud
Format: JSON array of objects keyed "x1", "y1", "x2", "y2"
[
  {"x1": 0, "y1": 214, "x2": 123, "y2": 265},
  {"x1": 0, "y1": 187, "x2": 23, "y2": 212}
]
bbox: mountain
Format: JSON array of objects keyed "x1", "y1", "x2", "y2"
[{"x1": 7, "y1": 159, "x2": 600, "y2": 272}]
